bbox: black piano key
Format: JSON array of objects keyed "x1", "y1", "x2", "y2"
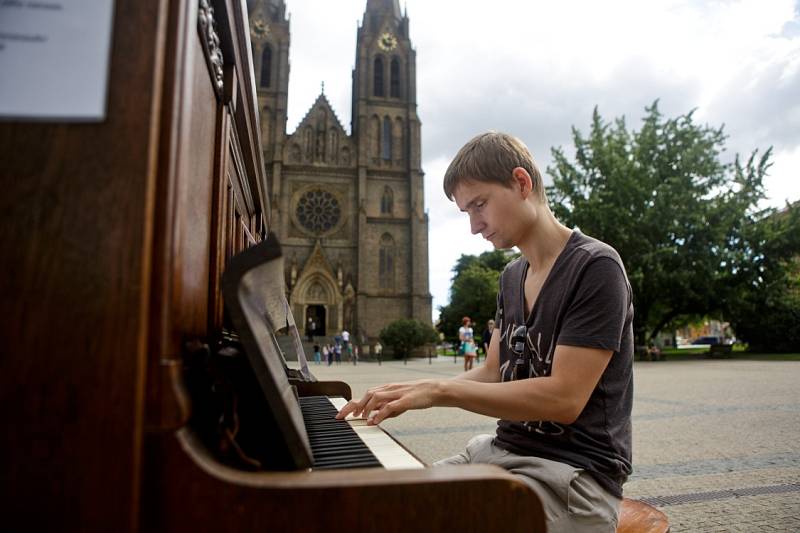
[
  {"x1": 313, "y1": 454, "x2": 379, "y2": 465},
  {"x1": 311, "y1": 444, "x2": 374, "y2": 456}
]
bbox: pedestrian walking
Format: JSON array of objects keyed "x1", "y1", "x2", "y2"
[
  {"x1": 481, "y1": 319, "x2": 495, "y2": 363},
  {"x1": 313, "y1": 343, "x2": 321, "y2": 365},
  {"x1": 323, "y1": 344, "x2": 331, "y2": 366},
  {"x1": 334, "y1": 342, "x2": 342, "y2": 365},
  {"x1": 306, "y1": 317, "x2": 315, "y2": 342},
  {"x1": 459, "y1": 316, "x2": 477, "y2": 371}
]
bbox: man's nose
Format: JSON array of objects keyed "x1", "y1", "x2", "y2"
[{"x1": 470, "y1": 215, "x2": 485, "y2": 235}]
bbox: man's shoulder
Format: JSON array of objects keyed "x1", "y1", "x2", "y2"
[
  {"x1": 500, "y1": 256, "x2": 527, "y2": 280},
  {"x1": 570, "y1": 231, "x2": 624, "y2": 266}
]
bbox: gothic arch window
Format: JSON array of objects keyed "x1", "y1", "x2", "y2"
[
  {"x1": 370, "y1": 115, "x2": 380, "y2": 160},
  {"x1": 393, "y1": 117, "x2": 403, "y2": 162},
  {"x1": 260, "y1": 44, "x2": 272, "y2": 87},
  {"x1": 328, "y1": 130, "x2": 339, "y2": 163},
  {"x1": 390, "y1": 57, "x2": 401, "y2": 98},
  {"x1": 382, "y1": 116, "x2": 392, "y2": 160},
  {"x1": 381, "y1": 186, "x2": 394, "y2": 215},
  {"x1": 373, "y1": 56, "x2": 385, "y2": 97},
  {"x1": 290, "y1": 143, "x2": 301, "y2": 163},
  {"x1": 304, "y1": 126, "x2": 313, "y2": 160},
  {"x1": 379, "y1": 233, "x2": 395, "y2": 290},
  {"x1": 261, "y1": 106, "x2": 270, "y2": 148}
]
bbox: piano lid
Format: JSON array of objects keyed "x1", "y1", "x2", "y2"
[{"x1": 221, "y1": 232, "x2": 313, "y2": 470}]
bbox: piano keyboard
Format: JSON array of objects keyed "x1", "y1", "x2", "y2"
[{"x1": 299, "y1": 396, "x2": 424, "y2": 470}]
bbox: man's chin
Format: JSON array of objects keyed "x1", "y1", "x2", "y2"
[{"x1": 488, "y1": 237, "x2": 512, "y2": 250}]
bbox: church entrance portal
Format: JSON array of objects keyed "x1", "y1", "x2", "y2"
[{"x1": 306, "y1": 305, "x2": 326, "y2": 337}]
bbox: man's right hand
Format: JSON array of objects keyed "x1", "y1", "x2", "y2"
[{"x1": 336, "y1": 379, "x2": 444, "y2": 425}]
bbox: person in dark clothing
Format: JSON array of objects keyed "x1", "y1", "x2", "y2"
[
  {"x1": 480, "y1": 319, "x2": 495, "y2": 363},
  {"x1": 337, "y1": 132, "x2": 632, "y2": 532}
]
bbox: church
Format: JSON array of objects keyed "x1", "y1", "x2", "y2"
[{"x1": 247, "y1": 0, "x2": 432, "y2": 344}]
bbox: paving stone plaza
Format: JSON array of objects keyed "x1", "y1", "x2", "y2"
[{"x1": 308, "y1": 357, "x2": 800, "y2": 532}]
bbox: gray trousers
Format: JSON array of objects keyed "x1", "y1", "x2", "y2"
[{"x1": 434, "y1": 434, "x2": 620, "y2": 533}]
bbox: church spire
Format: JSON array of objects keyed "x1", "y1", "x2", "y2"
[{"x1": 365, "y1": 0, "x2": 401, "y2": 20}]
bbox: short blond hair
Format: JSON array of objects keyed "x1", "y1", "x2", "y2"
[{"x1": 443, "y1": 131, "x2": 546, "y2": 203}]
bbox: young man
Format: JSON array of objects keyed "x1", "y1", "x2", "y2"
[{"x1": 337, "y1": 132, "x2": 633, "y2": 532}]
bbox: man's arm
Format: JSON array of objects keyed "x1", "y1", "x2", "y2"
[
  {"x1": 439, "y1": 344, "x2": 612, "y2": 422},
  {"x1": 336, "y1": 341, "x2": 612, "y2": 425}
]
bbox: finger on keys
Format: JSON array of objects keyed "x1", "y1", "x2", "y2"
[
  {"x1": 369, "y1": 401, "x2": 397, "y2": 425},
  {"x1": 335, "y1": 400, "x2": 357, "y2": 419}
]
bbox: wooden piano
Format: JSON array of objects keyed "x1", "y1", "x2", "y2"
[{"x1": 0, "y1": 0, "x2": 545, "y2": 531}]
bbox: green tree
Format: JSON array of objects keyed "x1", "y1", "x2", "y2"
[
  {"x1": 379, "y1": 319, "x2": 439, "y2": 359},
  {"x1": 724, "y1": 203, "x2": 800, "y2": 352},
  {"x1": 438, "y1": 250, "x2": 518, "y2": 342},
  {"x1": 547, "y1": 101, "x2": 797, "y2": 346},
  {"x1": 452, "y1": 249, "x2": 518, "y2": 278}
]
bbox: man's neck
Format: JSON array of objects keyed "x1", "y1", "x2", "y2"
[{"x1": 517, "y1": 206, "x2": 573, "y2": 272}]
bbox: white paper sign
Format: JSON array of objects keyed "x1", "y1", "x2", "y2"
[{"x1": 0, "y1": 0, "x2": 115, "y2": 121}]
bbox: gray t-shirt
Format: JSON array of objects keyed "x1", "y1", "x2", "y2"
[{"x1": 493, "y1": 230, "x2": 634, "y2": 497}]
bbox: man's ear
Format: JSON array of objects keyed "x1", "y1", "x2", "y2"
[{"x1": 511, "y1": 167, "x2": 532, "y2": 197}]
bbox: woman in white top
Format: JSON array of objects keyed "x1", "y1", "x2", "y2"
[{"x1": 459, "y1": 316, "x2": 477, "y2": 371}]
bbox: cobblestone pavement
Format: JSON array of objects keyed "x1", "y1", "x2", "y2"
[{"x1": 304, "y1": 356, "x2": 800, "y2": 532}]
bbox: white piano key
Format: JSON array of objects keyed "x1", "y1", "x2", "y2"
[{"x1": 327, "y1": 396, "x2": 424, "y2": 470}]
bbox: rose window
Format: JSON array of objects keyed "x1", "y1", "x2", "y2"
[{"x1": 296, "y1": 189, "x2": 341, "y2": 234}]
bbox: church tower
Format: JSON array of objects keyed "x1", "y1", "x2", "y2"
[
  {"x1": 351, "y1": 0, "x2": 431, "y2": 339},
  {"x1": 249, "y1": 0, "x2": 432, "y2": 346},
  {"x1": 249, "y1": 0, "x2": 290, "y2": 200}
]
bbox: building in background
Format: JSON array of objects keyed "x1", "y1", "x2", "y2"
[{"x1": 247, "y1": 0, "x2": 432, "y2": 344}]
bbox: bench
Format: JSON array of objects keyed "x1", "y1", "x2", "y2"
[
  {"x1": 617, "y1": 498, "x2": 670, "y2": 532},
  {"x1": 707, "y1": 344, "x2": 733, "y2": 358}
]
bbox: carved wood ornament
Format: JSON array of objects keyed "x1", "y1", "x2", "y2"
[{"x1": 198, "y1": 0, "x2": 225, "y2": 98}]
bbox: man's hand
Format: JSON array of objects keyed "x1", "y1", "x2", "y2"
[{"x1": 335, "y1": 379, "x2": 442, "y2": 425}]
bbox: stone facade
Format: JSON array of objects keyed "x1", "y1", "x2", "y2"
[{"x1": 248, "y1": 0, "x2": 432, "y2": 342}]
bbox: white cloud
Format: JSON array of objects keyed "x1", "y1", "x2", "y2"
[
  {"x1": 764, "y1": 145, "x2": 800, "y2": 207},
  {"x1": 280, "y1": 0, "x2": 800, "y2": 320}
]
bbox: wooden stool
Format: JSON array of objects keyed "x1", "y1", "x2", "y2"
[{"x1": 616, "y1": 498, "x2": 670, "y2": 533}]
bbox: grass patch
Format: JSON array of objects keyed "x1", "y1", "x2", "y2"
[
  {"x1": 730, "y1": 352, "x2": 800, "y2": 361},
  {"x1": 653, "y1": 347, "x2": 800, "y2": 362}
]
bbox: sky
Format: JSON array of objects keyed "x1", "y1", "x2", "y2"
[{"x1": 280, "y1": 0, "x2": 800, "y2": 321}]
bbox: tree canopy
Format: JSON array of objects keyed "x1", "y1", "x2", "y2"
[
  {"x1": 379, "y1": 319, "x2": 439, "y2": 359},
  {"x1": 438, "y1": 249, "x2": 518, "y2": 341},
  {"x1": 723, "y1": 203, "x2": 800, "y2": 352},
  {"x1": 547, "y1": 101, "x2": 800, "y2": 349}
]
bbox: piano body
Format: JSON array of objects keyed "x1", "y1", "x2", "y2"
[{"x1": 0, "y1": 0, "x2": 545, "y2": 531}]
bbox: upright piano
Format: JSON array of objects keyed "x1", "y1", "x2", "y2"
[{"x1": 0, "y1": 1, "x2": 544, "y2": 531}]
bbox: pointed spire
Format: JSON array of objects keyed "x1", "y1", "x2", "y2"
[{"x1": 365, "y1": 0, "x2": 401, "y2": 20}]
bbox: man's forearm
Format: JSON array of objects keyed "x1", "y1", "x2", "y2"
[
  {"x1": 436, "y1": 377, "x2": 578, "y2": 424},
  {"x1": 436, "y1": 345, "x2": 614, "y2": 424},
  {"x1": 452, "y1": 363, "x2": 497, "y2": 383}
]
